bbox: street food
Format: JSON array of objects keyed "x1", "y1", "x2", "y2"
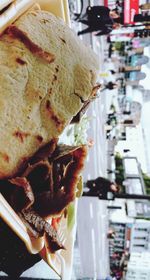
[{"x1": 0, "y1": 5, "x2": 99, "y2": 277}]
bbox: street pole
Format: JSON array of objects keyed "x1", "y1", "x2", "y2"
[
  {"x1": 107, "y1": 206, "x2": 122, "y2": 209},
  {"x1": 83, "y1": 192, "x2": 150, "y2": 201},
  {"x1": 82, "y1": 192, "x2": 115, "y2": 200},
  {"x1": 115, "y1": 193, "x2": 150, "y2": 200}
]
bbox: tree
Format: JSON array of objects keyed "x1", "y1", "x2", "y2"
[
  {"x1": 115, "y1": 153, "x2": 125, "y2": 186},
  {"x1": 142, "y1": 172, "x2": 150, "y2": 194}
]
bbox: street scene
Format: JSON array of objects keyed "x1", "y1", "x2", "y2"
[
  {"x1": 0, "y1": 1, "x2": 150, "y2": 280},
  {"x1": 70, "y1": 1, "x2": 111, "y2": 279},
  {"x1": 70, "y1": 0, "x2": 150, "y2": 280}
]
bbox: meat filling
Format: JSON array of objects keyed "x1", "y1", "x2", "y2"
[
  {"x1": 0, "y1": 144, "x2": 87, "y2": 253},
  {"x1": 20, "y1": 209, "x2": 64, "y2": 253}
]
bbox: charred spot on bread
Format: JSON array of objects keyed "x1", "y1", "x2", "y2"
[
  {"x1": 40, "y1": 18, "x2": 50, "y2": 24},
  {"x1": 16, "y1": 57, "x2": 27, "y2": 65},
  {"x1": 7, "y1": 25, "x2": 55, "y2": 63},
  {"x1": 0, "y1": 152, "x2": 10, "y2": 163},
  {"x1": 52, "y1": 74, "x2": 57, "y2": 85},
  {"x1": 13, "y1": 130, "x2": 30, "y2": 143},
  {"x1": 48, "y1": 88, "x2": 52, "y2": 95},
  {"x1": 55, "y1": 65, "x2": 59, "y2": 72},
  {"x1": 60, "y1": 37, "x2": 66, "y2": 44},
  {"x1": 36, "y1": 135, "x2": 43, "y2": 143},
  {"x1": 45, "y1": 100, "x2": 64, "y2": 130},
  {"x1": 53, "y1": 74, "x2": 57, "y2": 81}
]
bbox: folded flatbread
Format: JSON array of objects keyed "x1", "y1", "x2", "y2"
[{"x1": 0, "y1": 9, "x2": 99, "y2": 179}]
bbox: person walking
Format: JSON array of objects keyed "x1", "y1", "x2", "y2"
[
  {"x1": 104, "y1": 81, "x2": 118, "y2": 90},
  {"x1": 83, "y1": 176, "x2": 119, "y2": 200},
  {"x1": 77, "y1": 18, "x2": 113, "y2": 36},
  {"x1": 134, "y1": 13, "x2": 150, "y2": 23},
  {"x1": 140, "y1": 3, "x2": 150, "y2": 10},
  {"x1": 76, "y1": 5, "x2": 118, "y2": 22},
  {"x1": 77, "y1": 5, "x2": 120, "y2": 36}
]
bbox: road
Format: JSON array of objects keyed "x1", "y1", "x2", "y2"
[{"x1": 71, "y1": 1, "x2": 111, "y2": 279}]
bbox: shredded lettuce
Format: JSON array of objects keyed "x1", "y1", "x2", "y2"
[
  {"x1": 67, "y1": 202, "x2": 75, "y2": 231},
  {"x1": 74, "y1": 116, "x2": 90, "y2": 145},
  {"x1": 76, "y1": 176, "x2": 83, "y2": 198}
]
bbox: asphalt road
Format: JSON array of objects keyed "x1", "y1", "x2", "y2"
[{"x1": 71, "y1": 1, "x2": 111, "y2": 279}]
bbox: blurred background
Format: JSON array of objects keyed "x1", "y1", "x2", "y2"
[{"x1": 68, "y1": 0, "x2": 150, "y2": 279}]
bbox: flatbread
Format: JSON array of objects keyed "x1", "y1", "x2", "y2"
[{"x1": 0, "y1": 10, "x2": 99, "y2": 178}]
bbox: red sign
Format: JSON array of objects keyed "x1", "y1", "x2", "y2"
[
  {"x1": 124, "y1": 0, "x2": 139, "y2": 24},
  {"x1": 104, "y1": 0, "x2": 108, "y2": 6}
]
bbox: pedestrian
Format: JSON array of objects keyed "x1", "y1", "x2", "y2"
[
  {"x1": 123, "y1": 149, "x2": 130, "y2": 153},
  {"x1": 107, "y1": 228, "x2": 116, "y2": 239},
  {"x1": 77, "y1": 5, "x2": 119, "y2": 22},
  {"x1": 140, "y1": 4, "x2": 150, "y2": 10},
  {"x1": 77, "y1": 5, "x2": 120, "y2": 36},
  {"x1": 105, "y1": 82, "x2": 118, "y2": 90},
  {"x1": 134, "y1": 13, "x2": 150, "y2": 22},
  {"x1": 77, "y1": 19, "x2": 113, "y2": 36},
  {"x1": 107, "y1": 113, "x2": 117, "y2": 127},
  {"x1": 101, "y1": 82, "x2": 118, "y2": 91},
  {"x1": 109, "y1": 70, "x2": 116, "y2": 75},
  {"x1": 83, "y1": 177, "x2": 119, "y2": 200}
]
